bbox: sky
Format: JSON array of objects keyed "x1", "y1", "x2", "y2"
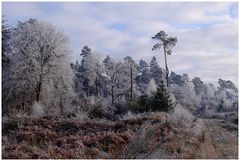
[{"x1": 2, "y1": 2, "x2": 238, "y2": 85}]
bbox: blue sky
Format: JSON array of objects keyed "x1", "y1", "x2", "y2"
[{"x1": 2, "y1": 2, "x2": 238, "y2": 85}]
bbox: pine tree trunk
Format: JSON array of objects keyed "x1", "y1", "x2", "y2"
[
  {"x1": 163, "y1": 46, "x2": 169, "y2": 87},
  {"x1": 111, "y1": 85, "x2": 114, "y2": 105},
  {"x1": 130, "y1": 66, "x2": 133, "y2": 101}
]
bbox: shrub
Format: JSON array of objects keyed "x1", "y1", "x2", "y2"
[
  {"x1": 138, "y1": 95, "x2": 152, "y2": 113},
  {"x1": 121, "y1": 111, "x2": 144, "y2": 121},
  {"x1": 172, "y1": 104, "x2": 194, "y2": 122},
  {"x1": 125, "y1": 100, "x2": 143, "y2": 113},
  {"x1": 32, "y1": 102, "x2": 45, "y2": 117},
  {"x1": 114, "y1": 103, "x2": 129, "y2": 115},
  {"x1": 69, "y1": 105, "x2": 92, "y2": 120}
]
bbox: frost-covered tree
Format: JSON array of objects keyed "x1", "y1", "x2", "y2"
[
  {"x1": 2, "y1": 18, "x2": 12, "y2": 114},
  {"x1": 71, "y1": 60, "x2": 82, "y2": 94},
  {"x1": 136, "y1": 60, "x2": 152, "y2": 94},
  {"x1": 123, "y1": 56, "x2": 139, "y2": 101},
  {"x1": 149, "y1": 56, "x2": 163, "y2": 85},
  {"x1": 152, "y1": 31, "x2": 177, "y2": 87},
  {"x1": 192, "y1": 77, "x2": 206, "y2": 95},
  {"x1": 215, "y1": 79, "x2": 238, "y2": 111},
  {"x1": 9, "y1": 19, "x2": 73, "y2": 115},
  {"x1": 170, "y1": 72, "x2": 185, "y2": 86},
  {"x1": 182, "y1": 73, "x2": 189, "y2": 82},
  {"x1": 139, "y1": 59, "x2": 148, "y2": 73},
  {"x1": 80, "y1": 46, "x2": 92, "y2": 96},
  {"x1": 2, "y1": 18, "x2": 11, "y2": 65},
  {"x1": 103, "y1": 56, "x2": 127, "y2": 104},
  {"x1": 205, "y1": 83, "x2": 216, "y2": 99},
  {"x1": 170, "y1": 81, "x2": 197, "y2": 109},
  {"x1": 146, "y1": 78, "x2": 157, "y2": 96},
  {"x1": 169, "y1": 72, "x2": 238, "y2": 115},
  {"x1": 80, "y1": 46, "x2": 102, "y2": 97},
  {"x1": 217, "y1": 79, "x2": 238, "y2": 96}
]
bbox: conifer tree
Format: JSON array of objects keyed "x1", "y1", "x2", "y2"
[{"x1": 151, "y1": 80, "x2": 173, "y2": 112}]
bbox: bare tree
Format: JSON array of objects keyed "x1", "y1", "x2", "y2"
[
  {"x1": 2, "y1": 18, "x2": 12, "y2": 114},
  {"x1": 123, "y1": 56, "x2": 139, "y2": 101},
  {"x1": 152, "y1": 31, "x2": 177, "y2": 87},
  {"x1": 9, "y1": 19, "x2": 73, "y2": 115},
  {"x1": 103, "y1": 56, "x2": 126, "y2": 104}
]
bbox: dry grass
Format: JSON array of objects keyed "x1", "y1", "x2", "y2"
[
  {"x1": 2, "y1": 112, "x2": 202, "y2": 159},
  {"x1": 123, "y1": 119, "x2": 200, "y2": 159}
]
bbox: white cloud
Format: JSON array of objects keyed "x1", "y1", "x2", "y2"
[
  {"x1": 2, "y1": 2, "x2": 238, "y2": 85},
  {"x1": 2, "y1": 2, "x2": 43, "y2": 19}
]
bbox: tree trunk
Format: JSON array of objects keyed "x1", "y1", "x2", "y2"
[
  {"x1": 111, "y1": 85, "x2": 114, "y2": 105},
  {"x1": 95, "y1": 70, "x2": 100, "y2": 97},
  {"x1": 130, "y1": 66, "x2": 133, "y2": 101},
  {"x1": 36, "y1": 81, "x2": 42, "y2": 102},
  {"x1": 98, "y1": 78, "x2": 101, "y2": 97},
  {"x1": 95, "y1": 79, "x2": 98, "y2": 96},
  {"x1": 60, "y1": 97, "x2": 64, "y2": 116},
  {"x1": 163, "y1": 46, "x2": 169, "y2": 87},
  {"x1": 22, "y1": 88, "x2": 25, "y2": 112}
]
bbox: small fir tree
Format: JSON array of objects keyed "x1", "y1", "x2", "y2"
[{"x1": 151, "y1": 80, "x2": 173, "y2": 112}]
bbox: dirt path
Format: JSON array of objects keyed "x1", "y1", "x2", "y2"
[{"x1": 199, "y1": 119, "x2": 238, "y2": 159}]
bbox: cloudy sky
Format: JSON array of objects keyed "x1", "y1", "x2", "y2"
[{"x1": 2, "y1": 2, "x2": 238, "y2": 85}]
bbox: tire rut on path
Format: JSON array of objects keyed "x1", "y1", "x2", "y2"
[{"x1": 198, "y1": 119, "x2": 238, "y2": 159}]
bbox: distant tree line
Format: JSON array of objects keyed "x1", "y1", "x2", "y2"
[{"x1": 2, "y1": 18, "x2": 238, "y2": 117}]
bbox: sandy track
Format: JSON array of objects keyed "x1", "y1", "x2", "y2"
[{"x1": 199, "y1": 119, "x2": 238, "y2": 159}]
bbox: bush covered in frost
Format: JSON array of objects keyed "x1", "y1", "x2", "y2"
[{"x1": 32, "y1": 102, "x2": 45, "y2": 117}]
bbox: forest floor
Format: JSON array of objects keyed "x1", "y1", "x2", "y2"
[
  {"x1": 2, "y1": 113, "x2": 238, "y2": 159},
  {"x1": 197, "y1": 119, "x2": 238, "y2": 159}
]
